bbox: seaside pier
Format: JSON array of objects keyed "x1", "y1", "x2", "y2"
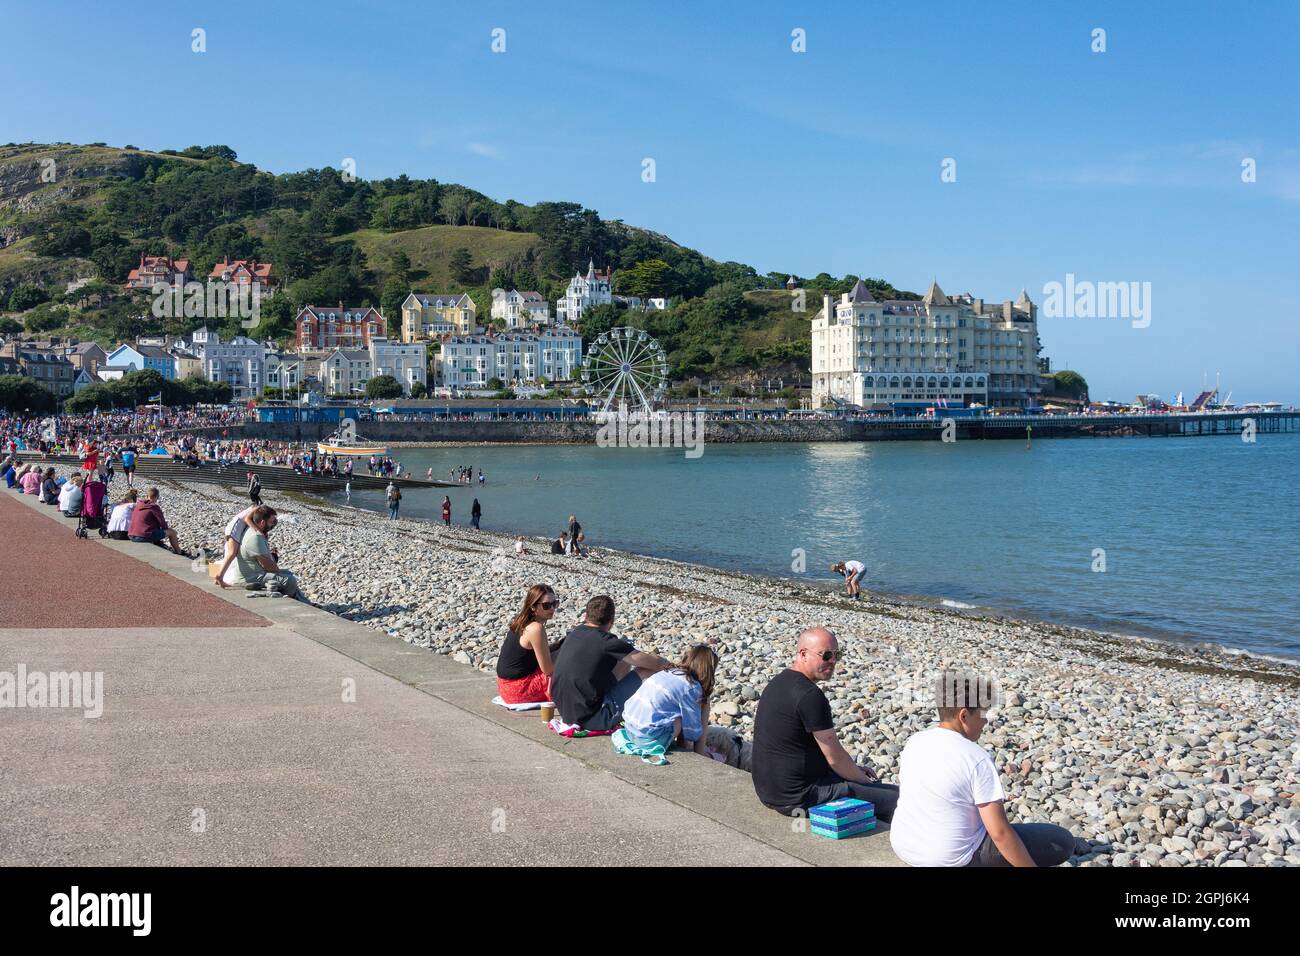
[{"x1": 221, "y1": 409, "x2": 1300, "y2": 445}]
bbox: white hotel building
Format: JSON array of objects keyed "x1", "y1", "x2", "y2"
[
  {"x1": 437, "y1": 327, "x2": 583, "y2": 390},
  {"x1": 811, "y1": 279, "x2": 1047, "y2": 409}
]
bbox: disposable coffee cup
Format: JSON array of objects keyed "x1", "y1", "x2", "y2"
[{"x1": 540, "y1": 703, "x2": 555, "y2": 721}]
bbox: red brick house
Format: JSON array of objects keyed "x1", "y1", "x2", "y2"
[{"x1": 295, "y1": 304, "x2": 386, "y2": 351}]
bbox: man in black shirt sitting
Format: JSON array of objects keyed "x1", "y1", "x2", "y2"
[
  {"x1": 549, "y1": 595, "x2": 671, "y2": 731},
  {"x1": 751, "y1": 627, "x2": 899, "y2": 820}
]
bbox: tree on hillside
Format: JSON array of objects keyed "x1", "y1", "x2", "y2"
[
  {"x1": 390, "y1": 250, "x2": 412, "y2": 285},
  {"x1": 381, "y1": 277, "x2": 407, "y2": 326},
  {"x1": 23, "y1": 303, "x2": 69, "y2": 333},
  {"x1": 615, "y1": 259, "x2": 672, "y2": 300},
  {"x1": 366, "y1": 375, "x2": 404, "y2": 399},
  {"x1": 8, "y1": 284, "x2": 49, "y2": 312},
  {"x1": 0, "y1": 375, "x2": 57, "y2": 414},
  {"x1": 449, "y1": 247, "x2": 474, "y2": 284},
  {"x1": 1051, "y1": 370, "x2": 1089, "y2": 401},
  {"x1": 577, "y1": 303, "x2": 620, "y2": 341}
]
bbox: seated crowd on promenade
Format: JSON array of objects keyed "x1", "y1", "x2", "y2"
[{"x1": 493, "y1": 587, "x2": 1075, "y2": 867}]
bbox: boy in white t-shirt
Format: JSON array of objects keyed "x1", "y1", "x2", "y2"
[{"x1": 890, "y1": 672, "x2": 1074, "y2": 867}]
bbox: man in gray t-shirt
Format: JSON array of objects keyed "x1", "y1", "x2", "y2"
[{"x1": 222, "y1": 506, "x2": 299, "y2": 597}]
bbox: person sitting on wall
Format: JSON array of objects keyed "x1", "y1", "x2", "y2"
[
  {"x1": 751, "y1": 627, "x2": 899, "y2": 820},
  {"x1": 889, "y1": 672, "x2": 1075, "y2": 867}
]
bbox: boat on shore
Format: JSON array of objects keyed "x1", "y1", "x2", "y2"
[
  {"x1": 317, "y1": 425, "x2": 387, "y2": 457},
  {"x1": 317, "y1": 439, "x2": 389, "y2": 456}
]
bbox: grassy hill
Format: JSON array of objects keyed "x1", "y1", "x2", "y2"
[
  {"x1": 336, "y1": 225, "x2": 543, "y2": 289},
  {"x1": 0, "y1": 141, "x2": 920, "y2": 383}
]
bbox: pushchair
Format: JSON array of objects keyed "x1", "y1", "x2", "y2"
[{"x1": 76, "y1": 478, "x2": 110, "y2": 539}]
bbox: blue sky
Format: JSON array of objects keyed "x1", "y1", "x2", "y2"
[{"x1": 4, "y1": 0, "x2": 1298, "y2": 402}]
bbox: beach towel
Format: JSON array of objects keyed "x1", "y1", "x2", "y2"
[
  {"x1": 491, "y1": 696, "x2": 550, "y2": 712},
  {"x1": 547, "y1": 717, "x2": 617, "y2": 738},
  {"x1": 611, "y1": 726, "x2": 672, "y2": 766}
]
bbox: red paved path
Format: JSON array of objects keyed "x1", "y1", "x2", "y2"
[{"x1": 0, "y1": 489, "x2": 267, "y2": 628}]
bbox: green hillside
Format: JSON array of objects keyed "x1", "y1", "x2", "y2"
[{"x1": 0, "y1": 141, "x2": 916, "y2": 381}]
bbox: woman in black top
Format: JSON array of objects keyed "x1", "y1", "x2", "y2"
[{"x1": 496, "y1": 583, "x2": 560, "y2": 705}]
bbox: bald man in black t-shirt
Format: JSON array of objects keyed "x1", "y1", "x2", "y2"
[{"x1": 751, "y1": 627, "x2": 899, "y2": 819}]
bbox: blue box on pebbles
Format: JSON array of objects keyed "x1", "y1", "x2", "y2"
[{"x1": 809, "y1": 798, "x2": 876, "y2": 839}]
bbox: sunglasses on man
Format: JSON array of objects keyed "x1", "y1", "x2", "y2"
[{"x1": 804, "y1": 648, "x2": 840, "y2": 662}]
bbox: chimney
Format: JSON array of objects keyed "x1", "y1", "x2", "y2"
[{"x1": 823, "y1": 294, "x2": 832, "y2": 321}]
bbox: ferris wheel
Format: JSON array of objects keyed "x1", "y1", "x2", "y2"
[{"x1": 581, "y1": 327, "x2": 670, "y2": 413}]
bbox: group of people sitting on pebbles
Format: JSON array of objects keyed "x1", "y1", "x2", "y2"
[{"x1": 495, "y1": 583, "x2": 1075, "y2": 867}]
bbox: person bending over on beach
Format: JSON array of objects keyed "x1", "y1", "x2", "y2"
[
  {"x1": 495, "y1": 584, "x2": 561, "y2": 705},
  {"x1": 620, "y1": 644, "x2": 717, "y2": 756},
  {"x1": 831, "y1": 560, "x2": 866, "y2": 600},
  {"x1": 550, "y1": 596, "x2": 672, "y2": 731},
  {"x1": 889, "y1": 672, "x2": 1074, "y2": 867},
  {"x1": 550, "y1": 532, "x2": 568, "y2": 555},
  {"x1": 221, "y1": 506, "x2": 299, "y2": 598},
  {"x1": 751, "y1": 627, "x2": 899, "y2": 820}
]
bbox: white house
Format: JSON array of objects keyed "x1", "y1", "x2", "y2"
[
  {"x1": 322, "y1": 349, "x2": 372, "y2": 397},
  {"x1": 491, "y1": 288, "x2": 551, "y2": 329},
  {"x1": 265, "y1": 351, "x2": 304, "y2": 394},
  {"x1": 437, "y1": 326, "x2": 583, "y2": 391},
  {"x1": 203, "y1": 335, "x2": 266, "y2": 402},
  {"x1": 555, "y1": 260, "x2": 612, "y2": 325},
  {"x1": 368, "y1": 336, "x2": 427, "y2": 394}
]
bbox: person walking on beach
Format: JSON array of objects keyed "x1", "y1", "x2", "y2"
[
  {"x1": 495, "y1": 584, "x2": 561, "y2": 705},
  {"x1": 566, "y1": 515, "x2": 583, "y2": 556},
  {"x1": 441, "y1": 495, "x2": 452, "y2": 526},
  {"x1": 890, "y1": 672, "x2": 1074, "y2": 867},
  {"x1": 120, "y1": 445, "x2": 137, "y2": 488},
  {"x1": 247, "y1": 471, "x2": 262, "y2": 506},
  {"x1": 386, "y1": 481, "x2": 401, "y2": 520},
  {"x1": 751, "y1": 627, "x2": 899, "y2": 821},
  {"x1": 478, "y1": 469, "x2": 485, "y2": 486},
  {"x1": 831, "y1": 560, "x2": 866, "y2": 600},
  {"x1": 470, "y1": 498, "x2": 481, "y2": 529}
]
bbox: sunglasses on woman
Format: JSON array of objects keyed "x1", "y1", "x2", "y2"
[{"x1": 538, "y1": 599, "x2": 560, "y2": 610}]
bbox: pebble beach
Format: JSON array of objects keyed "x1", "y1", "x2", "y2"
[{"x1": 158, "y1": 478, "x2": 1300, "y2": 867}]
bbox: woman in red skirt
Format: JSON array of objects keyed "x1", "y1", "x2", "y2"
[{"x1": 496, "y1": 584, "x2": 560, "y2": 704}]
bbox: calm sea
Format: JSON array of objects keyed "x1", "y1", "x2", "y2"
[{"x1": 336, "y1": 433, "x2": 1300, "y2": 659}]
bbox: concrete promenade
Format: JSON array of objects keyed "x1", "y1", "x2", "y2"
[{"x1": 0, "y1": 487, "x2": 900, "y2": 866}]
